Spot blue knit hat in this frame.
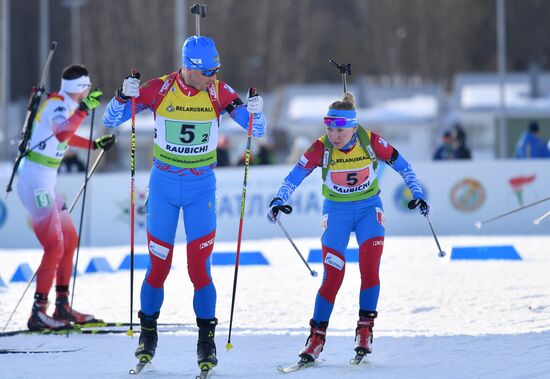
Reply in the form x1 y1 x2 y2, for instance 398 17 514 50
182 36 221 70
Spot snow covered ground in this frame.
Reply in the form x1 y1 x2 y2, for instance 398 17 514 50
1 235 550 378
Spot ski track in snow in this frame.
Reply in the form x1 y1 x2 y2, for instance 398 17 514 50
1 235 550 378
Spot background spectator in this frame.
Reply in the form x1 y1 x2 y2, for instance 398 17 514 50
433 130 454 160
452 124 472 159
514 121 549 158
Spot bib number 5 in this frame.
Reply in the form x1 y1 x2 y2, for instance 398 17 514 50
346 172 358 186
179 124 195 143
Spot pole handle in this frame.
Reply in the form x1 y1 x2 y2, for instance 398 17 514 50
190 3 207 36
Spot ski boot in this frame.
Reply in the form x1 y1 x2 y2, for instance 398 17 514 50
135 311 159 362
299 319 328 363
27 293 68 331
197 318 218 371
53 287 101 324
354 310 377 356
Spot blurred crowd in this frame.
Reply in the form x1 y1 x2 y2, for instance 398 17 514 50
432 124 472 160
433 121 550 161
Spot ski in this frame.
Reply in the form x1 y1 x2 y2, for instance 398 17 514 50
0 322 192 337
195 368 213 379
349 352 367 365
195 362 215 379
0 326 73 337
129 357 151 375
0 347 82 354
277 358 314 373
0 343 44 353
78 321 191 328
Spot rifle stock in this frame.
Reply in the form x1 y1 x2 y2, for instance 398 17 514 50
5 42 57 196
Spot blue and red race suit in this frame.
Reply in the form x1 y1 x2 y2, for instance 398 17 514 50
274 130 425 323
103 70 266 319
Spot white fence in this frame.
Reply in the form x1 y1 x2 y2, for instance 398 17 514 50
0 160 549 249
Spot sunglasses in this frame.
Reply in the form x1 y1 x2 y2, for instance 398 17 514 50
323 116 356 127
201 67 220 77
185 58 220 77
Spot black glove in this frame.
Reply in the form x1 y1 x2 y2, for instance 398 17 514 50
78 89 103 113
266 197 293 224
408 198 430 217
93 134 116 151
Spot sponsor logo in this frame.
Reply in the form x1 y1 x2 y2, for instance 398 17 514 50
53 106 66 113
149 241 170 260
199 237 215 250
366 145 376 160
166 144 208 154
207 83 218 102
174 106 213 112
372 239 384 246
189 58 203 65
331 181 371 193
321 213 328 232
378 137 388 148
223 83 235 94
159 79 172 95
508 175 536 206
166 103 175 112
375 207 385 227
299 155 308 167
325 252 344 270
333 156 367 164
0 199 7 229
450 178 485 212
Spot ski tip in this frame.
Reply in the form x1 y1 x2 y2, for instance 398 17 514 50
225 342 233 352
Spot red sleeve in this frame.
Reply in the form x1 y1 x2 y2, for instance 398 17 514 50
135 77 165 109
299 140 324 169
68 134 93 149
370 132 395 161
217 81 240 109
52 109 87 142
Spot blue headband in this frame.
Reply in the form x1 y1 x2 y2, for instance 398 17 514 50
326 108 358 128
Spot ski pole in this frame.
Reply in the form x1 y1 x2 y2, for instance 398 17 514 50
66 106 98 336
276 219 318 277
127 71 140 337
67 149 106 213
6 41 57 197
329 59 351 94
190 3 206 36
426 215 446 258
533 209 550 225
226 88 257 352
475 195 550 229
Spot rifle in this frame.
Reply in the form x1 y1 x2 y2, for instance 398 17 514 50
5 41 57 197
